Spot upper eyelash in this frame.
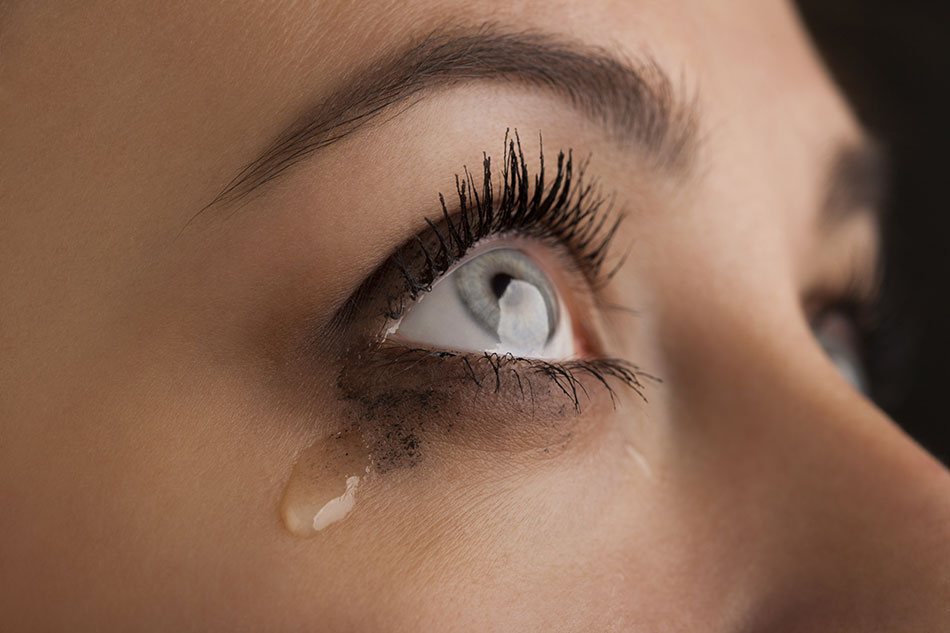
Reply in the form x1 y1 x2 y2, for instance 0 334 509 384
389 130 624 311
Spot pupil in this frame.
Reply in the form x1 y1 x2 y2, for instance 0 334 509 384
491 273 513 299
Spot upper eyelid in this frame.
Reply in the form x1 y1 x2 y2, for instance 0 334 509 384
322 134 627 344
394 133 624 297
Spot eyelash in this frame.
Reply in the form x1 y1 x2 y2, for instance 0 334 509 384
356 342 654 414
342 131 654 414
387 130 623 319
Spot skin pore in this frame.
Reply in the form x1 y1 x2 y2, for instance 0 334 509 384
1 0 948 631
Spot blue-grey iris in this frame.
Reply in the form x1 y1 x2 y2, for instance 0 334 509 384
453 248 559 350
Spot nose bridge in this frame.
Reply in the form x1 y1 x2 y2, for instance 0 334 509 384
662 314 950 626
737 352 950 626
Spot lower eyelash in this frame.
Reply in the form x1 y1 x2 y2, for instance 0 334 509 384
359 344 658 414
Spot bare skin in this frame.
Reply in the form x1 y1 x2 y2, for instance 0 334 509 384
1 1 948 631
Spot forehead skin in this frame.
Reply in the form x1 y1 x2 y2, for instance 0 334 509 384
0 0 853 233
3 1 947 631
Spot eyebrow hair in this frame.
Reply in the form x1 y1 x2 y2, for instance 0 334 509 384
821 141 889 226
206 26 699 210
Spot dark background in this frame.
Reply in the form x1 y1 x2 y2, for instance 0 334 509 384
797 1 949 463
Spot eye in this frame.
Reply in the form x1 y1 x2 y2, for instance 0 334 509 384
389 246 576 359
813 310 870 396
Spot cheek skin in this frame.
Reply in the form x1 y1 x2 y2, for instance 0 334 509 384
266 414 664 632
0 339 304 629
256 312 668 629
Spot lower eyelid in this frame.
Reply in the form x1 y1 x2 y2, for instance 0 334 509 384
334 343 653 468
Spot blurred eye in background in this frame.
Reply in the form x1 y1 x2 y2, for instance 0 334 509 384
797 0 950 461
813 310 870 396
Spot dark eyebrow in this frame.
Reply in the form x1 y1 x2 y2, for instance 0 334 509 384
821 141 889 226
206 26 698 210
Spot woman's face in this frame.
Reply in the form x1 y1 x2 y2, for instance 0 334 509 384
2 0 948 629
